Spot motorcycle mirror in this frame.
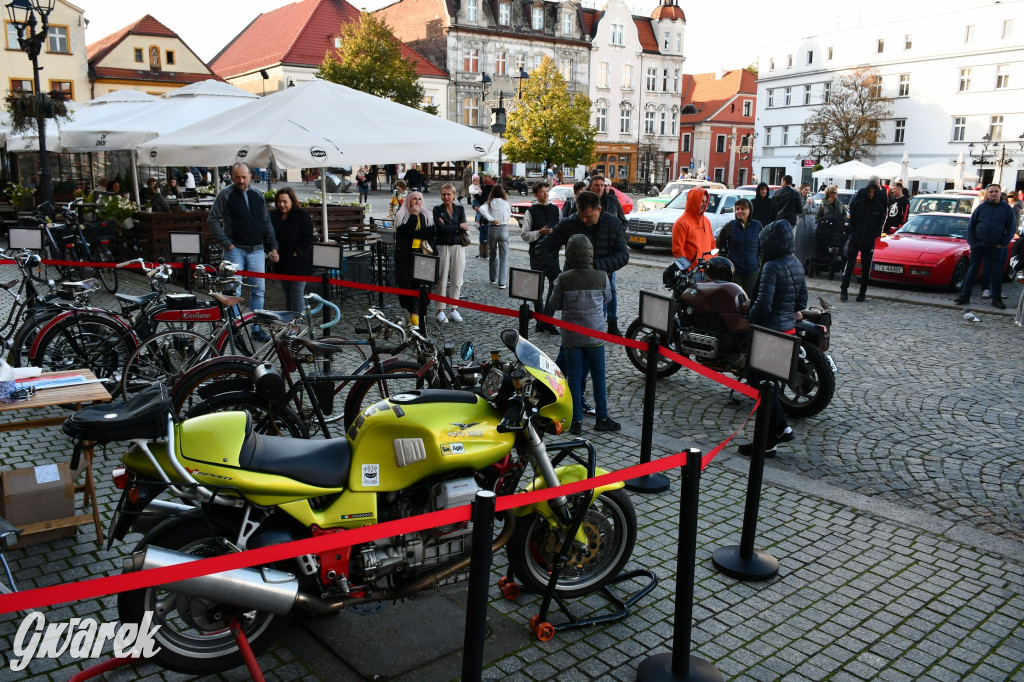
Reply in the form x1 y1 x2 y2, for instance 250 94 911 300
500 329 519 352
460 341 474 362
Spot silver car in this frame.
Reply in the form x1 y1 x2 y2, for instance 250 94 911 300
624 189 756 250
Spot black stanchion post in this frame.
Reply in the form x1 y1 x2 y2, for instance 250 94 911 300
518 301 531 340
626 334 670 493
711 380 780 580
321 271 330 305
418 284 430 326
182 256 192 293
637 449 722 682
461 490 497 682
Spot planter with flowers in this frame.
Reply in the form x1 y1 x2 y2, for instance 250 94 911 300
100 195 137 229
4 183 35 210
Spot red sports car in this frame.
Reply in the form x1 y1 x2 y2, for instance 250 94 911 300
853 212 1016 290
510 184 633 225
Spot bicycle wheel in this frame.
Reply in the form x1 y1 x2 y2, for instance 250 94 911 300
30 312 136 383
42 240 70 281
8 307 63 367
121 331 219 400
92 244 119 294
342 359 426 432
220 314 277 361
183 390 309 438
169 356 261 417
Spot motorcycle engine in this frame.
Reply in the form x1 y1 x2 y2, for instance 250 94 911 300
356 477 481 583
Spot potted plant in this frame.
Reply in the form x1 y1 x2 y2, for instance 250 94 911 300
4 183 35 210
100 194 137 229
73 188 98 221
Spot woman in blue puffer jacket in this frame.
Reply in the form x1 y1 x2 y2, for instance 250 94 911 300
715 197 761 298
739 219 808 457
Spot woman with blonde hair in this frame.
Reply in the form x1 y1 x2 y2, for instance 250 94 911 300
478 184 511 288
432 182 469 322
393 191 436 326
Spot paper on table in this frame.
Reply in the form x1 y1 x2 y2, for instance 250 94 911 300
35 463 60 485
11 367 41 380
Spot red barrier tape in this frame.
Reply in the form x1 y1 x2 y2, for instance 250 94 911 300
0 257 764 615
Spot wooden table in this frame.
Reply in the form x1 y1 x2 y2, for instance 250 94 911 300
0 370 111 545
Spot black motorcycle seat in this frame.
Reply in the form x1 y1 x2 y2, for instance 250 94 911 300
238 431 350 489
116 291 160 307
63 383 169 443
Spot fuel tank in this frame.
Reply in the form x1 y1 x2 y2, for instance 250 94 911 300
680 281 750 335
347 389 515 492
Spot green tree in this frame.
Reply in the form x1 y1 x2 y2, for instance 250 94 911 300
502 57 595 168
799 67 894 165
316 12 434 113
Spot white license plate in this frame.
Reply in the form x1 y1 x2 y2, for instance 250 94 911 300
873 263 903 274
826 353 838 373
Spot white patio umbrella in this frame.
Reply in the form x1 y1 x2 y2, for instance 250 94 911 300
137 79 504 239
871 161 903 180
810 159 877 181
910 162 958 181
954 152 966 189
900 152 911 186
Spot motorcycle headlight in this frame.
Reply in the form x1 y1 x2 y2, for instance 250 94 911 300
481 368 512 402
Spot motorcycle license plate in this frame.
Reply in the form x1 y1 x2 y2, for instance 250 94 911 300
629 235 646 244
825 352 838 373
872 262 903 274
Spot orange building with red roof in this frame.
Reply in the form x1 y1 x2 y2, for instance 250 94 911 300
677 69 757 187
210 0 449 117
86 15 221 98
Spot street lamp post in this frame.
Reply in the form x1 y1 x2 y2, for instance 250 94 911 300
491 91 506 181
6 0 57 204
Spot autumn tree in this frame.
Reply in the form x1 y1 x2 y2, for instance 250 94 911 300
799 67 893 165
502 57 596 169
316 12 434 114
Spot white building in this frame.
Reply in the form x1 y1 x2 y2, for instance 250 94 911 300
754 0 1024 193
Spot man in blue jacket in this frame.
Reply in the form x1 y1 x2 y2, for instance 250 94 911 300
954 184 1016 309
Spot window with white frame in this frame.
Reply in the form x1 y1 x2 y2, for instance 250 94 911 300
715 135 726 153
672 69 679 93
562 12 572 34
682 133 690 152
610 23 623 45
621 64 632 89
899 74 910 97
807 50 813 65
660 111 667 135
870 76 882 98
46 25 68 53
990 115 1003 140
996 65 1009 89
894 119 906 143
560 58 572 81
965 25 975 42
5 22 20 50
675 33 681 51
463 97 479 126
952 117 966 141
499 2 511 25
645 110 655 135
1003 19 1014 38
495 52 507 76
765 127 772 146
782 126 789 145
533 54 543 70
769 58 775 71
531 6 543 30
671 110 678 136
767 89 774 107
959 68 971 92
823 81 831 103
662 68 669 92
9 78 32 92
784 87 791 106
803 84 811 105
663 33 669 50
620 106 631 134
463 49 479 72
877 38 884 53
467 0 478 21
597 62 608 88
646 67 657 91
787 54 792 68
515 53 525 71
904 34 912 49
596 107 607 133
743 100 751 117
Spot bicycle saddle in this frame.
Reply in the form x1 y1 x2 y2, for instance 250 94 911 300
253 310 301 326
115 291 160 307
289 336 350 358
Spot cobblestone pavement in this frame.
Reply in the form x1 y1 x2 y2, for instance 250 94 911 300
0 190 1022 681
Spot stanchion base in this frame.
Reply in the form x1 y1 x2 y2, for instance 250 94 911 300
711 544 779 581
625 473 670 493
636 652 723 682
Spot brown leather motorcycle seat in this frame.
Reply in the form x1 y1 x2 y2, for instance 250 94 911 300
238 430 351 489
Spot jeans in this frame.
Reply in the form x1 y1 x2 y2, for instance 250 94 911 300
225 246 267 316
564 345 607 422
961 245 1002 300
606 271 618 322
435 243 466 310
488 223 509 286
280 279 306 313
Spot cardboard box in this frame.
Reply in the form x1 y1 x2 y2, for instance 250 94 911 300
0 460 80 546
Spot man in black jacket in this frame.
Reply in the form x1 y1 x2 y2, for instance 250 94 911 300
521 181 562 333
954 184 1017 308
771 175 803 226
883 183 910 235
840 176 887 302
582 176 626 334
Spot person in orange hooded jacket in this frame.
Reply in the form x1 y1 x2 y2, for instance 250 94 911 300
671 187 715 263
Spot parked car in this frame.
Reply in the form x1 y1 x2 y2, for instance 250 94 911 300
737 184 781 197
852 212 1017 289
624 189 755 250
635 180 727 212
811 189 857 207
908 193 975 216
510 184 633 225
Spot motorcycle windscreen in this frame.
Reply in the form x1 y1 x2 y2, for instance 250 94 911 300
502 329 572 430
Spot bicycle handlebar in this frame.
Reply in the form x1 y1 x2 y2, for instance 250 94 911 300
304 293 341 330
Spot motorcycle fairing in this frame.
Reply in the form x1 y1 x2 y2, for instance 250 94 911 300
507 332 572 430
515 464 624 542
278 489 379 529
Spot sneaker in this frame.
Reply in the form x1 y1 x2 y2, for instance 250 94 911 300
953 295 970 305
992 298 1007 309
251 328 271 343
981 289 991 299
738 442 777 458
840 291 848 302
582 400 596 416
777 426 794 443
569 420 582 435
498 284 507 289
595 417 621 432
490 280 497 284
437 311 448 324
606 319 622 336
449 309 463 323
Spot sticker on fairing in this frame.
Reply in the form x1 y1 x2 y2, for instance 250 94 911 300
441 443 466 455
537 354 559 376
361 464 380 487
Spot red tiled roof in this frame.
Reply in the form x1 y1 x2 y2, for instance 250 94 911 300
86 15 178 64
211 0 446 79
633 16 658 54
91 67 223 85
679 70 757 124
579 8 602 38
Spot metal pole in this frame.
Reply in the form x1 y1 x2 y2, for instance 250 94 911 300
626 334 670 493
461 490 496 682
518 301 531 340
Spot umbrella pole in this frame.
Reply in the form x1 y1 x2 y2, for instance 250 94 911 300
321 166 328 242
131 150 141 206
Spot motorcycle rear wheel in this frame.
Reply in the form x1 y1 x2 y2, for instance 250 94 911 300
117 519 290 675
779 344 835 419
507 488 637 599
624 318 682 378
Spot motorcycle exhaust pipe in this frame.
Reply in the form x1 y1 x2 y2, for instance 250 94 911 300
123 546 299 616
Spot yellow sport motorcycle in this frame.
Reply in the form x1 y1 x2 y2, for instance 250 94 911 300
66 329 637 674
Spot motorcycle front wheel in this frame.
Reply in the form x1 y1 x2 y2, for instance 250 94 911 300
507 488 637 599
779 343 835 419
117 519 290 675
624 319 682 378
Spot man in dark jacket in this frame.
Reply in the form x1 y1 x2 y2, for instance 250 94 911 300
739 219 807 457
840 177 887 302
581 176 626 334
521 181 562 333
751 182 774 227
883 183 910 235
536 192 629 326
954 184 1017 308
771 175 802 226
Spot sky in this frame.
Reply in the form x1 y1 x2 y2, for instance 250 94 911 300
75 0 996 75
